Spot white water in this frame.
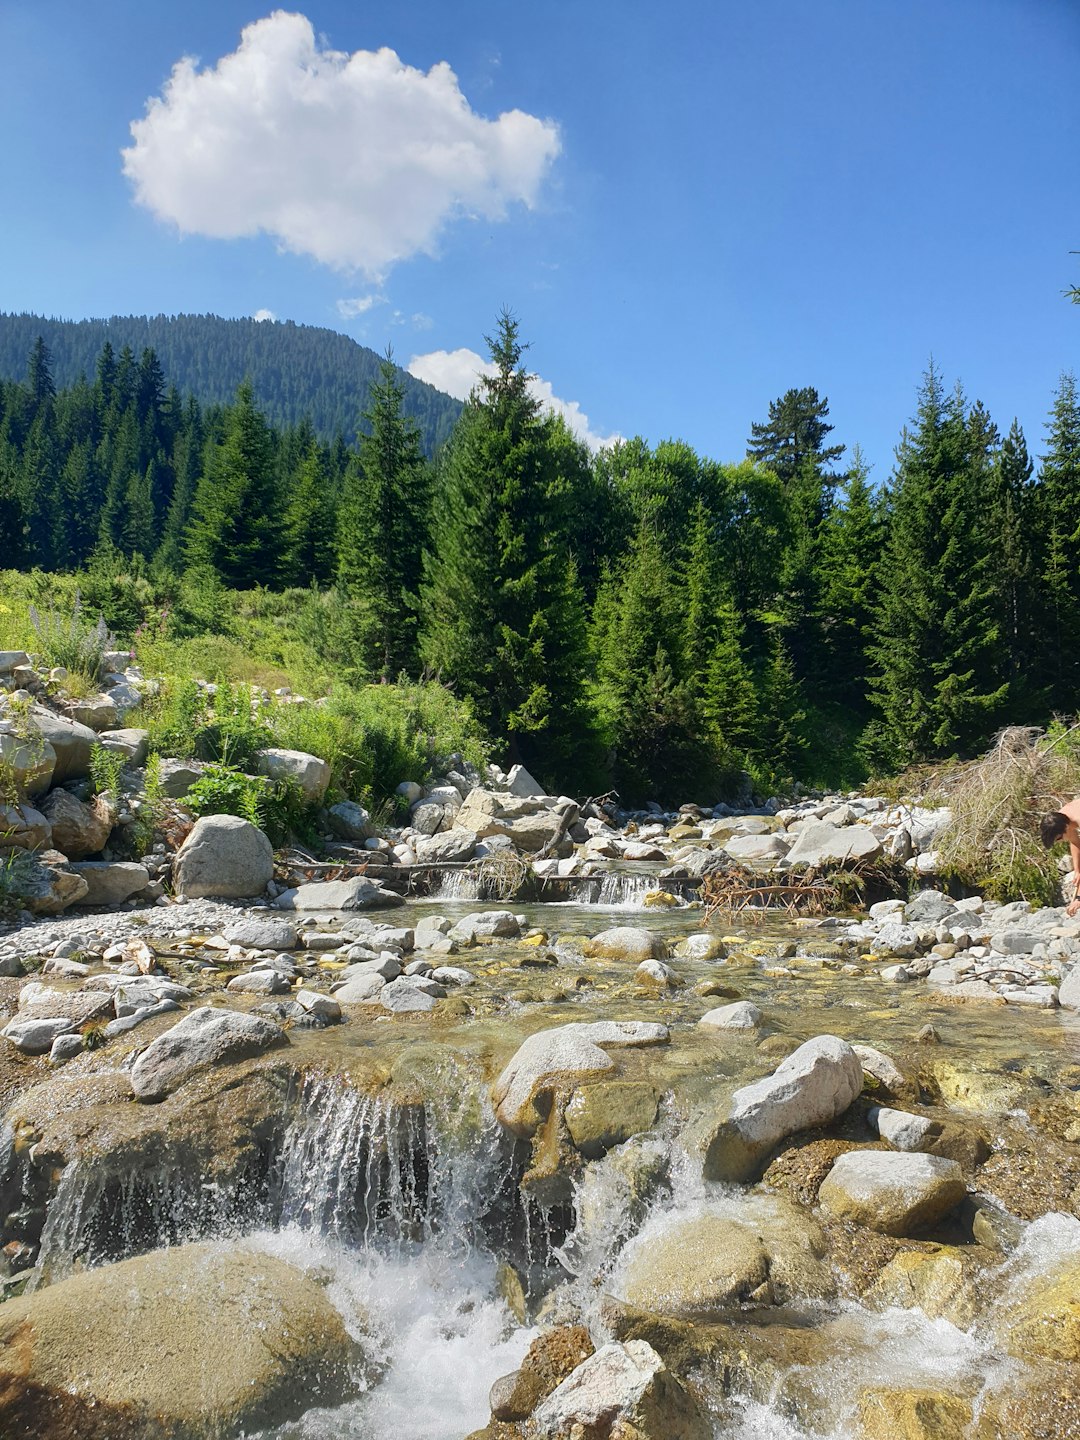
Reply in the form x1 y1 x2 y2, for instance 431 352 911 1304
246 1228 536 1440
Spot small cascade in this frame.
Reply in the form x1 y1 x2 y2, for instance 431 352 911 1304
272 1066 558 1268
425 867 484 902
33 1145 268 1287
578 869 670 909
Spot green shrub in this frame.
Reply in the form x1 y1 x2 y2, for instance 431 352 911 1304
186 763 267 829
88 744 125 802
29 592 116 681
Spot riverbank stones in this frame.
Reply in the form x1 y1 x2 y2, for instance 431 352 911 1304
818 1151 966 1236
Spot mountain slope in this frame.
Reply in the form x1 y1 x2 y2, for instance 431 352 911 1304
0 312 461 455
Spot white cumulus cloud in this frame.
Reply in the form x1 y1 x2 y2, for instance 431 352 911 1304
121 10 561 278
337 294 383 318
408 348 620 453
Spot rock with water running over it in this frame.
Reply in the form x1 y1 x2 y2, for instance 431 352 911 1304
564 1081 660 1158
699 1000 763 1030
489 1324 595 1422
530 1339 711 1440
582 927 669 963
994 1251 1080 1361
174 815 274 898
130 1006 288 1101
273 876 403 911
493 1020 668 1136
697 1034 864 1183
0 1240 368 1440
818 1150 967 1236
856 1387 973 1440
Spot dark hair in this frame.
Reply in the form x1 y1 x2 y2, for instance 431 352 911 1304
1040 811 1069 848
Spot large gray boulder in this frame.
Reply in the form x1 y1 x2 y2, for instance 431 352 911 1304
29 705 97 783
69 860 149 906
784 820 883 867
0 729 56 798
1057 960 1080 1011
818 1151 967 1236
11 850 89 914
158 758 204 798
65 693 119 730
414 828 477 863
531 1340 710 1440
130 1006 287 1101
254 747 331 804
0 1241 366 1440
0 802 50 851
222 916 298 951
410 784 463 835
582 927 668 963
699 1034 864 1182
326 800 375 842
40 789 112 858
99 727 150 765
492 1020 668 1136
273 876 403 911
2 1016 76 1055
174 814 274 898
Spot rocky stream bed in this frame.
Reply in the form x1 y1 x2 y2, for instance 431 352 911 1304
0 869 1079 1440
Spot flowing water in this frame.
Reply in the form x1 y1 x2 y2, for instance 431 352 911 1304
8 888 1080 1438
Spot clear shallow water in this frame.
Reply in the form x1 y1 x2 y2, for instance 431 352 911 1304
16 889 1080 1438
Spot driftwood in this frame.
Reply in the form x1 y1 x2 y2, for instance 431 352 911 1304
701 856 906 922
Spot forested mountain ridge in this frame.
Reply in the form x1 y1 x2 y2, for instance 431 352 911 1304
0 312 461 455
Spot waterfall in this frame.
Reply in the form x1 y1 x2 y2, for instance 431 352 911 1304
425 867 484 902
577 870 673 909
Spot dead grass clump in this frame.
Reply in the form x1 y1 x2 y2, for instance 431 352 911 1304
935 724 1080 904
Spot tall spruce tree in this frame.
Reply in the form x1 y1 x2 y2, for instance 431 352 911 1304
1034 373 1080 711
868 366 1006 764
420 312 594 784
818 445 882 708
185 381 281 587
336 353 429 679
987 419 1036 696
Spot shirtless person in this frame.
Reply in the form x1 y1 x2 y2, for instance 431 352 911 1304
1040 797 1080 916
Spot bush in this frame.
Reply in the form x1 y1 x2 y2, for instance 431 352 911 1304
933 724 1080 904
185 762 316 847
29 593 115 682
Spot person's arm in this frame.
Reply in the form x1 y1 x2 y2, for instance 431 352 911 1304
1068 838 1080 915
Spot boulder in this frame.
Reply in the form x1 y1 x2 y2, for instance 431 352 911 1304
865 1249 978 1328
377 976 444 1012
699 1000 763 1030
29 705 97 783
11 850 89 914
98 728 150 764
675 934 728 962
0 1240 365 1440
227 970 291 996
564 1081 660 1158
531 1340 711 1440
506 763 545 797
724 833 791 862
158 758 204 798
852 1043 909 1097
326 800 375 842
0 729 56 798
0 802 50 851
18 981 112 1024
254 747 331 804
295 989 342 1022
617 1202 832 1317
818 1151 966 1236
332 971 387 1003
508 811 567 853
414 828 478 863
1058 960 1080 1012
273 876 403 910
410 785 463 835
869 1106 939 1152
40 789 112 858
130 1006 288 1101
856 1388 972 1440
450 910 521 942
174 814 274 898
582 927 668 963
0 650 30 674
222 917 298 950
66 693 118 730
488 1325 595 1423
69 860 150 906
784 820 883 867
699 1034 864 1182
2 1016 76 1055
493 1021 668 1136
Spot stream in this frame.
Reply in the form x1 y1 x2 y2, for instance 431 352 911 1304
4 882 1080 1438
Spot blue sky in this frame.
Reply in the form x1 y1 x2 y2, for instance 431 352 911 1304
1 0 1077 471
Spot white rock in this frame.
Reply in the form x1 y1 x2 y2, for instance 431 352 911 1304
532 1340 709 1440
699 1001 763 1030
869 1105 938 1151
130 1006 287 1101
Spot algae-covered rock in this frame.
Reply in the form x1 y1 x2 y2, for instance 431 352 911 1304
928 1060 1029 1114
818 1151 966 1236
564 1080 660 1158
863 1247 979 1327
856 1387 972 1440
582 927 669 963
0 1240 367 1440
995 1254 1080 1361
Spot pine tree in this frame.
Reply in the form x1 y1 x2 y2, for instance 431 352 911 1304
818 446 883 708
988 419 1035 696
420 313 594 784
336 353 430 678
1033 373 1080 711
282 437 335 588
185 381 281 587
868 366 1007 764
747 386 845 487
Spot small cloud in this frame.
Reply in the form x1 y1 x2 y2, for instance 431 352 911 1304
337 294 383 319
408 347 620 452
122 11 561 278
411 313 434 331
252 308 276 322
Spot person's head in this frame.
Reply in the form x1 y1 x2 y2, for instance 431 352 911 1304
1040 811 1070 848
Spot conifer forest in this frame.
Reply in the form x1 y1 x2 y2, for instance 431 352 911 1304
2 311 1078 802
